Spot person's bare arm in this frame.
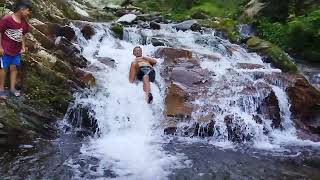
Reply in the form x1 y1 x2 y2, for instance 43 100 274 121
142 56 157 66
129 61 138 83
0 34 3 55
21 35 27 53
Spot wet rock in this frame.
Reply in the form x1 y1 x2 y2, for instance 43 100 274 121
190 23 202 32
96 57 117 68
287 76 320 134
74 68 96 87
191 11 208 19
55 37 88 68
150 38 166 47
66 104 99 137
0 123 4 129
257 91 281 128
116 13 137 24
236 63 265 69
111 23 124 39
150 21 161 30
81 24 95 40
137 20 150 29
194 120 215 137
58 26 76 41
224 115 253 143
170 68 204 87
30 25 55 49
172 20 198 31
165 83 193 117
164 126 177 135
154 48 192 62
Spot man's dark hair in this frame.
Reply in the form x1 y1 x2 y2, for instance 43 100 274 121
133 46 141 51
13 1 32 13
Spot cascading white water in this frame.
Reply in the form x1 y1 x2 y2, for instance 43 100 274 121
65 21 320 179
66 23 187 179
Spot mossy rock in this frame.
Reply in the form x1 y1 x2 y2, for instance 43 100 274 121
246 36 298 73
111 23 124 39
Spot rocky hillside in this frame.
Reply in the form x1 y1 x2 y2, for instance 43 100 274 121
0 0 102 146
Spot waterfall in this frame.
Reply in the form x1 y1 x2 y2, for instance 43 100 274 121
63 22 320 179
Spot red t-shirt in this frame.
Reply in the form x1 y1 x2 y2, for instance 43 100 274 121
0 15 29 56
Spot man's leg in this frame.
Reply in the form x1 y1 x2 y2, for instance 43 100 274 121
129 62 138 83
143 75 153 103
142 75 150 93
9 64 17 92
0 68 6 91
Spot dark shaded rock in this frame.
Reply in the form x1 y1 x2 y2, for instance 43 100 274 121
257 91 281 128
150 38 166 47
191 11 208 19
224 115 253 143
137 20 150 29
164 126 177 135
81 24 95 40
287 76 320 134
57 26 76 41
66 104 99 137
165 83 193 117
190 23 202 32
150 21 161 30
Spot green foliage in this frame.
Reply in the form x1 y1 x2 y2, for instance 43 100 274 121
258 9 320 62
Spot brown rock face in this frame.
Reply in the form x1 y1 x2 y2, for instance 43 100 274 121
75 68 96 87
287 76 320 134
165 83 193 117
154 48 192 61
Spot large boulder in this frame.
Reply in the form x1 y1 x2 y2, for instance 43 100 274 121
257 91 281 128
246 36 298 73
116 13 137 24
154 47 192 61
165 83 193 117
287 75 320 134
172 20 198 31
81 24 95 40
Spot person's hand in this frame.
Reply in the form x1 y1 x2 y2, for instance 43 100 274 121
20 47 27 54
0 48 4 55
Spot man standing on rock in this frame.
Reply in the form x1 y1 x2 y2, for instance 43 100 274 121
0 1 30 98
129 46 157 104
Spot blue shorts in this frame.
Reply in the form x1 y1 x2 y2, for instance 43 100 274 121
0 54 21 69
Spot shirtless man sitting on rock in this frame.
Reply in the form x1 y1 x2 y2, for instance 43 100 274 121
129 46 157 104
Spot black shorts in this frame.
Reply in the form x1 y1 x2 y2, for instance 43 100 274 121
137 66 155 82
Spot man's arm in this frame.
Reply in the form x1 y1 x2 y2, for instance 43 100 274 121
0 34 3 55
129 61 138 83
21 35 27 53
142 56 157 66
